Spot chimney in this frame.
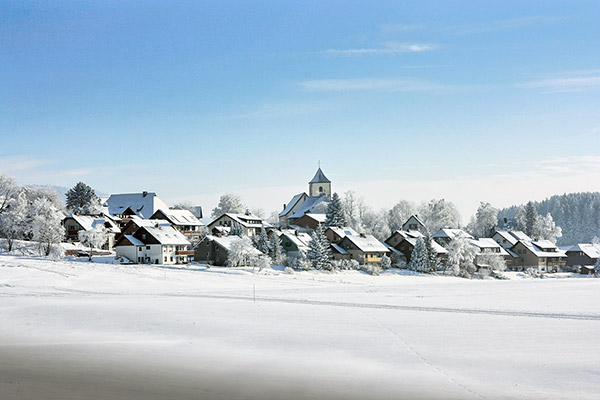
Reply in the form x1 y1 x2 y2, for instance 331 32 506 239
142 191 148 197
283 204 286 211
245 209 251 216
360 233 366 238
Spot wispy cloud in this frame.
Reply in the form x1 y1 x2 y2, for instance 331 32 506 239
441 15 565 35
517 70 600 93
300 78 455 92
323 41 436 57
0 155 49 172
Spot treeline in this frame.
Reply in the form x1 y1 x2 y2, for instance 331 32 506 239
498 192 600 245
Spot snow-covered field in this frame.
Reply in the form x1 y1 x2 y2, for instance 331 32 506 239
1 254 599 399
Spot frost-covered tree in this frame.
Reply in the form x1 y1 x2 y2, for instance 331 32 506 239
325 192 346 227
65 182 100 214
269 233 284 265
467 202 498 238
307 224 332 270
388 200 417 232
514 205 527 232
0 191 29 252
31 198 65 257
227 236 255 267
291 251 312 270
251 254 272 271
477 253 506 272
78 226 109 261
379 254 392 269
446 235 477 277
229 221 244 237
525 201 540 239
536 213 562 243
0 174 18 215
255 226 269 254
423 233 439 273
172 201 196 214
418 199 461 233
361 208 391 242
408 237 428 272
211 193 246 218
341 191 367 232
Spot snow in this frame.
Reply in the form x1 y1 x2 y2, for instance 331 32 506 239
1 254 600 399
105 192 169 219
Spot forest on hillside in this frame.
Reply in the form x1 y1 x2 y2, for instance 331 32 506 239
498 192 600 245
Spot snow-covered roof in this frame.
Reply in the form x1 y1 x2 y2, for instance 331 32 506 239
155 209 204 227
493 230 519 246
209 213 264 229
383 242 404 256
401 215 426 230
129 218 172 229
66 214 120 234
209 235 263 255
123 235 144 246
281 231 311 251
343 234 389 253
105 192 169 219
519 240 566 258
279 193 307 217
432 229 473 240
303 213 327 223
309 167 331 184
404 237 448 254
510 231 532 241
327 226 359 238
331 243 348 255
566 243 600 259
531 240 557 250
288 195 330 220
469 238 510 256
143 224 190 246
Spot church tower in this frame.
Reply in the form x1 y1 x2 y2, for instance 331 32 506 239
308 166 331 199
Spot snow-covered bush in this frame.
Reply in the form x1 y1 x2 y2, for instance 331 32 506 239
360 264 380 276
251 254 272 271
78 226 109 261
379 255 392 269
446 235 477 278
226 236 256 267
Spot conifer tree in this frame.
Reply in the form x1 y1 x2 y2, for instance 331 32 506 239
325 192 346 227
256 226 269 254
525 201 540 239
307 224 332 270
66 182 99 214
269 233 284 265
408 237 428 272
229 222 244 237
423 233 439 273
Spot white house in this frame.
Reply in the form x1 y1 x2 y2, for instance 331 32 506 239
115 223 192 265
208 212 264 237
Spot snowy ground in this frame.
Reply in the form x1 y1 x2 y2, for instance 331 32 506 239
1 254 600 399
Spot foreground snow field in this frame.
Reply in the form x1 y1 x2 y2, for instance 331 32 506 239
1 254 600 399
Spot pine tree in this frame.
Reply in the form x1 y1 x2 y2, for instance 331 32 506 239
229 222 244 237
379 254 392 269
65 182 99 215
408 237 428 272
423 233 439 273
256 226 269 254
269 232 284 265
525 201 540 239
307 224 332 270
325 192 346 227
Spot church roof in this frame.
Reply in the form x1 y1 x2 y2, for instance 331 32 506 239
309 167 331 184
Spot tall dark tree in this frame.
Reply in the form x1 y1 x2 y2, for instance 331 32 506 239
325 192 346 227
525 201 539 239
65 182 98 214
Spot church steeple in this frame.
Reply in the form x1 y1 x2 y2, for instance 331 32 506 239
308 165 331 198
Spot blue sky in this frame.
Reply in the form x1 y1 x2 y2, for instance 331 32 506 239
1 0 599 221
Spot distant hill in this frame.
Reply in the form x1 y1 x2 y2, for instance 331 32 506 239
498 192 600 245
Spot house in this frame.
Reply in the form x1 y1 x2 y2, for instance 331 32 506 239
384 230 423 248
62 214 121 249
511 240 567 272
565 243 600 269
293 213 327 231
104 191 170 220
279 230 312 257
337 233 389 264
394 236 448 264
115 217 171 242
194 235 262 266
432 229 473 247
208 212 264 237
469 238 514 269
279 167 332 226
115 223 192 265
492 230 532 250
150 209 205 240
401 215 427 233
325 226 359 244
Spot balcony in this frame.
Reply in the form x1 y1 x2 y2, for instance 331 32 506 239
176 250 195 256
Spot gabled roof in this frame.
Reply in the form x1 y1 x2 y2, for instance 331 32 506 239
105 192 169 219
403 237 448 254
143 224 190 246
280 231 311 251
66 214 121 234
302 213 327 223
288 195 330 220
532 240 557 250
401 215 426 230
493 230 519 246
152 209 204 227
327 226 359 238
331 243 348 255
519 240 566 258
279 193 307 217
566 243 600 258
309 167 331 184
510 231 532 241
469 238 510 256
209 213 263 228
342 234 389 253
433 228 473 240
208 235 263 255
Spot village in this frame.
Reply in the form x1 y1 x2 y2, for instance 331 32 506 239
45 167 599 277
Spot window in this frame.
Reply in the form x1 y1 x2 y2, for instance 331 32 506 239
142 234 146 240
146 246 150 250
319 186 323 192
164 257 167 262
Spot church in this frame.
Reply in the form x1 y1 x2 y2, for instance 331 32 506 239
279 167 332 227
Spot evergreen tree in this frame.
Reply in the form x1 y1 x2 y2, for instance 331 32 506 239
66 182 99 214
525 201 540 239
229 222 244 237
408 237 428 272
325 192 346 227
423 233 439 273
379 254 392 269
307 224 332 270
256 226 269 254
269 232 284 265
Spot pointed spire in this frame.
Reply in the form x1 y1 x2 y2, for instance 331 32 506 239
309 166 331 184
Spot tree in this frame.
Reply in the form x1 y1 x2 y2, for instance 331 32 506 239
467 202 499 238
525 201 540 239
269 233 285 265
408 237 428 272
536 213 562 243
325 192 346 227
423 233 439 273
172 201 196 214
0 174 18 215
388 200 416 232
307 224 332 270
78 226 109 261
418 199 461 233
361 208 391 242
211 193 245 218
66 182 100 214
255 226 269 254
229 221 244 237
0 190 28 252
379 254 392 269
515 205 527 232
446 235 477 277
477 253 506 272
341 191 366 232
31 198 64 257
227 236 255 267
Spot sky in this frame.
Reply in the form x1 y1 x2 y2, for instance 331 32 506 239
1 0 599 222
